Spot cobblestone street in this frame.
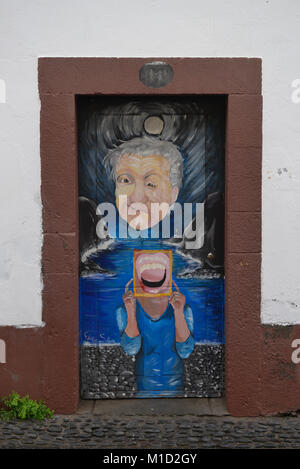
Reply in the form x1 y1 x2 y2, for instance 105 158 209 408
0 399 299 449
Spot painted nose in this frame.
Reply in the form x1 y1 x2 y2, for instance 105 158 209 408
129 181 147 204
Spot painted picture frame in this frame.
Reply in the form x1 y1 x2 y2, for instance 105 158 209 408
133 250 173 297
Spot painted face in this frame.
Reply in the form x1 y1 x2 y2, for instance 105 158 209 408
115 154 179 230
134 250 172 296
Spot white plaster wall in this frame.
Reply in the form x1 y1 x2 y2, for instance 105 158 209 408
0 0 299 326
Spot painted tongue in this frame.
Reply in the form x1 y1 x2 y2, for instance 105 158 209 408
141 268 166 283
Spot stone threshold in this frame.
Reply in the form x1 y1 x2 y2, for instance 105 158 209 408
77 397 229 417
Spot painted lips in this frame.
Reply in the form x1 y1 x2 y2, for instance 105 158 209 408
135 252 170 295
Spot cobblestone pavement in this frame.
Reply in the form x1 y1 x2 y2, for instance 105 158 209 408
0 399 299 449
1 415 300 449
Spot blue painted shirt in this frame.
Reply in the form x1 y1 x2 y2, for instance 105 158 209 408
116 302 195 397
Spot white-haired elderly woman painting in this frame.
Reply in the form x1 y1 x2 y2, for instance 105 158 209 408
103 136 183 231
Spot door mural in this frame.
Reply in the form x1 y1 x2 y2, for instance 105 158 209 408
78 96 225 399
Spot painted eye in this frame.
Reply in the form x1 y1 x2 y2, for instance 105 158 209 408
117 174 133 184
146 181 156 188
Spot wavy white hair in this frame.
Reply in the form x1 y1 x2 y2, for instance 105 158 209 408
103 136 183 189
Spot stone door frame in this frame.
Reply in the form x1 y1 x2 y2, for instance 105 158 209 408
39 58 262 415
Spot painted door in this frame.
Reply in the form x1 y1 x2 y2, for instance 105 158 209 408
78 96 225 398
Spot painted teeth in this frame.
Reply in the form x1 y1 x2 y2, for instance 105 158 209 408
136 255 168 267
140 263 165 274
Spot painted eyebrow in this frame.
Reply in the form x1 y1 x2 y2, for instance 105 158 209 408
116 173 134 181
144 172 160 179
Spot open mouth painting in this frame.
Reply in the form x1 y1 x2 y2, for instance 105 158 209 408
133 250 172 297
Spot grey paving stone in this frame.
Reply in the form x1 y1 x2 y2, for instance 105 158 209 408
93 397 214 416
0 414 300 449
208 397 229 415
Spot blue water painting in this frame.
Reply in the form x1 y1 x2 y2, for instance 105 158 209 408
79 238 224 346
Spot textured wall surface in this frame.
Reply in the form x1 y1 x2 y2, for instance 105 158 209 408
0 0 300 325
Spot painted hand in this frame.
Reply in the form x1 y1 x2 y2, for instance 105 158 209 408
170 281 185 313
123 278 136 315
